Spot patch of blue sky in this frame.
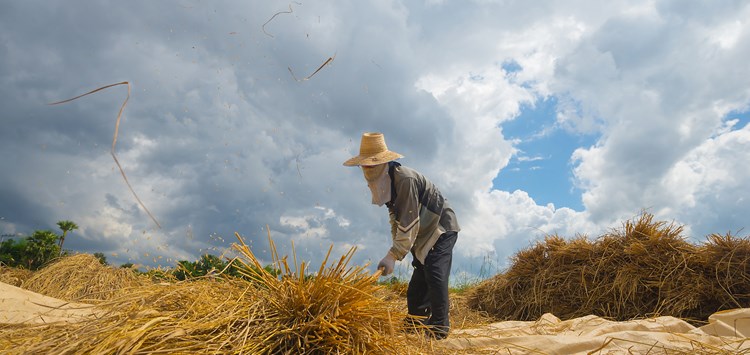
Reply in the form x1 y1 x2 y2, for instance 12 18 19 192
725 108 750 129
493 96 597 211
501 59 522 74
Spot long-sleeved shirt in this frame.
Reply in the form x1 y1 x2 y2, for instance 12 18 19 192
385 162 460 264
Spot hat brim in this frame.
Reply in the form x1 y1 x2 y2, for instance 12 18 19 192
343 151 403 166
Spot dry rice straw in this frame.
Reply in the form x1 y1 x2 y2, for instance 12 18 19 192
48 82 161 228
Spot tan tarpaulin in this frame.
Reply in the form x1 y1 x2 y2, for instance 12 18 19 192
442 310 750 354
0 282 96 324
2 281 749 353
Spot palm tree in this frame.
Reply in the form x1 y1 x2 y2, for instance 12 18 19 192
57 220 79 256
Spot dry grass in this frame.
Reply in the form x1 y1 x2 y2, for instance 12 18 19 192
0 265 33 287
449 293 493 330
22 253 150 302
0 232 430 354
226 231 421 353
696 232 750 314
467 211 750 325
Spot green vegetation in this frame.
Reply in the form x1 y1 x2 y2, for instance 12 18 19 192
172 253 280 281
93 252 108 265
1 220 90 271
1 229 61 270
56 220 79 256
0 237 27 267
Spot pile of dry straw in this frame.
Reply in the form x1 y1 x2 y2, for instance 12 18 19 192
0 232 428 354
23 253 150 302
0 265 33 287
467 212 750 324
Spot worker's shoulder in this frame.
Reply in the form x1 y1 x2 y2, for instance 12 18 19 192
394 164 415 176
393 164 427 182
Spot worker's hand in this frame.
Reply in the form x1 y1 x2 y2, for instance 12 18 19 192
377 252 396 276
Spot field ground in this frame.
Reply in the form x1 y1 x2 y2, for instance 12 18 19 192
2 281 749 354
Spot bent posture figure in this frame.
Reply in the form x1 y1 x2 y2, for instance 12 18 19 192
344 132 460 339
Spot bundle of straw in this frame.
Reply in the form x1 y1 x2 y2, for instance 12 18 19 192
0 232 425 354
227 232 417 353
466 212 748 324
596 213 702 319
697 233 750 313
23 253 149 302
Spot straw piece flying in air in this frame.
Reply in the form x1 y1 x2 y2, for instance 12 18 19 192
262 4 295 38
48 82 161 228
288 53 336 82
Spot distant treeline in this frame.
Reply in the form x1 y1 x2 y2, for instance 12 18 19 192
0 220 94 270
0 220 284 284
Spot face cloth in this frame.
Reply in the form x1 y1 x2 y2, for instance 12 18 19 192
362 164 391 206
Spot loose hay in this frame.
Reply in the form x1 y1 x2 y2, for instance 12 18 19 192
227 231 422 353
23 253 150 302
467 212 750 325
0 232 428 354
697 232 750 313
0 266 33 287
449 294 493 331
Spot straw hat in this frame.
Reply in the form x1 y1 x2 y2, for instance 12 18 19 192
343 132 403 166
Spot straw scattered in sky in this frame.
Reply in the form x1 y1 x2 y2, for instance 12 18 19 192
0 1 749 279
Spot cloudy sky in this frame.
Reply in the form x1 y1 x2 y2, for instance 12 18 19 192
1 1 749 281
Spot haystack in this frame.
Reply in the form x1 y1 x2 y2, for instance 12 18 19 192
0 266 33 287
23 253 150 302
467 212 750 324
696 233 750 313
0 233 427 354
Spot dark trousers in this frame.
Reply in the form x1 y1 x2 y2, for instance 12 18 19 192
407 231 458 338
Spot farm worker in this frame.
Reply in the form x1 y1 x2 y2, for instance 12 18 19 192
343 132 460 340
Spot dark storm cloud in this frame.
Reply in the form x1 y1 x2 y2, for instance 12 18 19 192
2 0 748 281
1 0 454 269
